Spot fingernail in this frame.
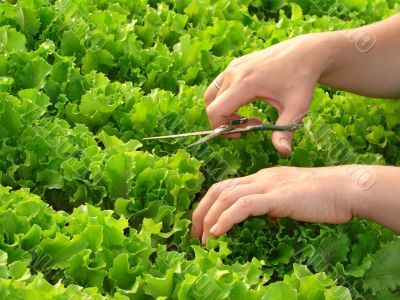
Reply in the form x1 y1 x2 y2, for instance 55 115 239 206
209 223 219 235
280 138 291 152
201 233 207 245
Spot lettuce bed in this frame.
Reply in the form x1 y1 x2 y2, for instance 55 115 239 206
0 0 399 299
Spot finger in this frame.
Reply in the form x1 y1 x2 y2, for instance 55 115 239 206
206 83 256 129
271 110 296 156
205 74 243 139
222 116 263 139
271 98 308 156
191 179 237 238
201 183 263 244
264 98 283 113
204 73 225 107
220 112 242 139
208 194 271 238
191 176 256 238
239 117 263 127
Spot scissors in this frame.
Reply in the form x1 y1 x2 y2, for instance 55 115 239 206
143 118 303 147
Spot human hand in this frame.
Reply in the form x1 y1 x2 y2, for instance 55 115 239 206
191 166 355 244
205 34 330 155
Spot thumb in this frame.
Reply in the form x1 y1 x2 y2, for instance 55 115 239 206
271 107 305 156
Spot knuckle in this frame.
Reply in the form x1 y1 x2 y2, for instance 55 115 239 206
238 197 252 209
208 182 221 195
226 178 241 190
204 89 213 104
237 71 251 82
203 215 214 228
273 166 297 178
205 104 215 116
221 178 239 193
192 209 201 222
228 58 239 68
217 190 232 203
257 168 269 176
257 168 276 180
219 210 229 223
221 178 235 189
234 70 253 85
224 68 235 80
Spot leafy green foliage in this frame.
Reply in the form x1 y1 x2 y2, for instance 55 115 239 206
0 187 350 299
0 0 399 299
364 240 400 294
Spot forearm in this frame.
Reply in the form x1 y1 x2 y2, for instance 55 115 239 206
312 14 400 98
349 165 400 232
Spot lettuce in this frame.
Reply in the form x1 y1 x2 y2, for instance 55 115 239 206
0 187 351 298
0 0 399 298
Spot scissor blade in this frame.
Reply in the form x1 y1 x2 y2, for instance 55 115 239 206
143 130 213 140
186 135 216 147
187 125 234 147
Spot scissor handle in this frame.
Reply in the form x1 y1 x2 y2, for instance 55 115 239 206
228 118 302 131
252 123 303 131
229 118 248 126
226 123 303 134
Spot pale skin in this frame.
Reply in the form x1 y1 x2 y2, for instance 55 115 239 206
191 14 400 244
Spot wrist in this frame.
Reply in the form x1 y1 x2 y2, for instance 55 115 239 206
346 165 400 232
296 32 345 83
311 166 356 223
313 165 369 222
338 165 378 220
300 31 360 84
